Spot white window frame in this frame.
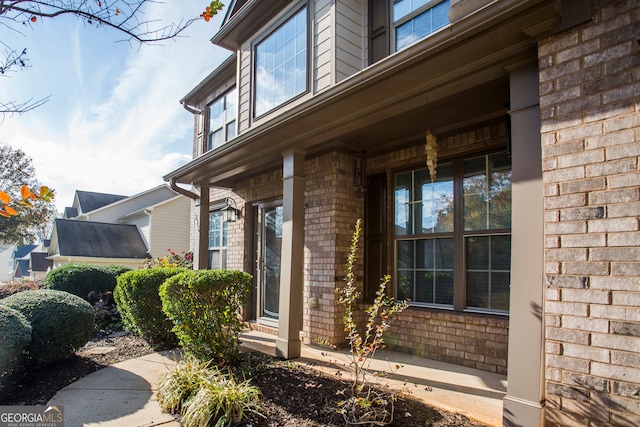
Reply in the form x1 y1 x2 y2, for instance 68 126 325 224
206 87 237 153
392 0 450 52
252 3 309 119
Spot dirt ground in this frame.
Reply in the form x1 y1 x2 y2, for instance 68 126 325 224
0 333 488 427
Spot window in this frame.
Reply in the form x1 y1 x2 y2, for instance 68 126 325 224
393 0 449 51
208 211 228 269
254 6 307 117
207 88 237 152
394 152 511 313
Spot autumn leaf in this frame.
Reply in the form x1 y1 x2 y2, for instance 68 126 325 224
5 206 18 216
30 16 37 23
20 184 31 200
0 191 10 204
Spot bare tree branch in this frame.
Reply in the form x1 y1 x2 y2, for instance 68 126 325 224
0 0 223 118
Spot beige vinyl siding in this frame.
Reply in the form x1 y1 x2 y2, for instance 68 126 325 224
86 187 178 223
238 45 252 134
314 0 334 92
335 0 365 82
147 197 191 258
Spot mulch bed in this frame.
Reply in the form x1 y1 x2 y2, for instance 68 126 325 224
0 333 488 427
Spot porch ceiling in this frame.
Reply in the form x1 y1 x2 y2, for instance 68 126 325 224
165 0 559 189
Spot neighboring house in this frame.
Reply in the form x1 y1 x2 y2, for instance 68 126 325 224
28 251 53 281
0 244 15 282
164 1 639 425
49 185 191 268
12 244 37 280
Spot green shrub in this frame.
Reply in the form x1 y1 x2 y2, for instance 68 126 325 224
113 268 184 348
100 265 132 279
160 270 251 364
44 263 119 301
1 289 94 365
0 305 31 375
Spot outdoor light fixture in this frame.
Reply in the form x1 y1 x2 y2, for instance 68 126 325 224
223 198 241 222
353 150 367 192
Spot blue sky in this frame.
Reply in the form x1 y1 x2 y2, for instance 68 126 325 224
0 1 231 212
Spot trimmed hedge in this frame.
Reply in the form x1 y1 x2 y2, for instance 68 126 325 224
113 268 185 348
0 305 31 375
160 270 251 364
44 263 128 301
1 289 94 365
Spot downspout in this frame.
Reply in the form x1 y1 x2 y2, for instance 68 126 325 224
169 178 200 201
181 101 202 115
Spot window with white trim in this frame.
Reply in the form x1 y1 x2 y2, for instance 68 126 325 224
207 87 237 152
393 0 450 51
208 211 228 269
254 6 307 117
395 152 512 313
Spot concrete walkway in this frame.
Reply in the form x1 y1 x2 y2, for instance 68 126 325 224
48 330 506 427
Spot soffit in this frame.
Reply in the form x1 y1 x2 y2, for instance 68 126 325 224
212 0 295 50
167 0 559 188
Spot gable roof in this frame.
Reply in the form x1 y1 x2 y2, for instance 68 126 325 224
53 219 149 259
64 207 79 218
14 244 37 259
75 191 128 213
30 252 53 272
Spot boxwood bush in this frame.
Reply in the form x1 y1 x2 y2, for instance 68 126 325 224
113 268 185 348
0 305 31 375
1 289 94 365
44 263 126 301
160 270 251 364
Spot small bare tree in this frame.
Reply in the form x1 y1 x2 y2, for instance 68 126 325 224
0 0 223 119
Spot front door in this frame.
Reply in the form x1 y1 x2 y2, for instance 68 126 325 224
257 203 282 326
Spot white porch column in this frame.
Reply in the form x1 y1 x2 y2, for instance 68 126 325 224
193 185 210 270
276 150 305 359
503 60 545 426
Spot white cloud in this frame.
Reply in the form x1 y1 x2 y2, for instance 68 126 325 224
0 1 230 214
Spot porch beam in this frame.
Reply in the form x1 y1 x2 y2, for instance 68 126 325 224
276 150 305 359
503 60 544 426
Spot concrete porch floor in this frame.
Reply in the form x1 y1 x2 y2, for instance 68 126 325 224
240 329 507 427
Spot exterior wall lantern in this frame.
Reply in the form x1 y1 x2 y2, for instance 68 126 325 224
353 150 367 192
223 198 240 222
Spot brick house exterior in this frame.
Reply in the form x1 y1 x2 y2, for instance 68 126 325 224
165 0 639 425
539 2 640 425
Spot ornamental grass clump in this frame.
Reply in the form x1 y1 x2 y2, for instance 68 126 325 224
157 356 263 427
336 219 409 426
181 369 262 427
157 356 212 414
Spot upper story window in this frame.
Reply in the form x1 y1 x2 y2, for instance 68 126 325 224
395 152 512 314
254 6 307 118
393 0 450 51
207 87 237 152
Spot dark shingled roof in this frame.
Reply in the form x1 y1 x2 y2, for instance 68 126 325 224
54 219 149 259
75 191 127 213
30 252 53 272
14 245 37 259
64 207 78 218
